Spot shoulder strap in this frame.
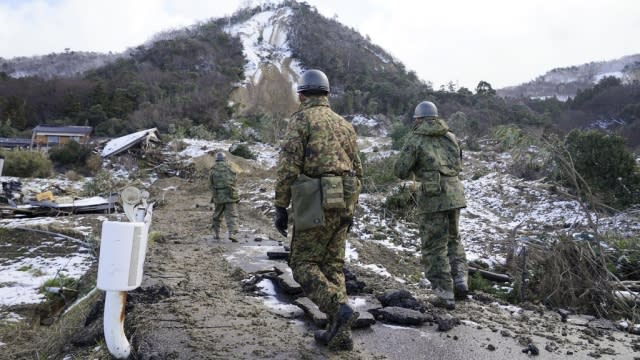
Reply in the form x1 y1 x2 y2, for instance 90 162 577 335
444 131 463 158
444 131 458 145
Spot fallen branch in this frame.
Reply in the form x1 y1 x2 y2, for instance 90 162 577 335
161 325 234 329
614 281 640 291
14 226 91 248
468 267 512 283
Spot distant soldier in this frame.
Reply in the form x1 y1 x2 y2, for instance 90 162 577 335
209 152 239 242
393 101 468 310
273 69 363 351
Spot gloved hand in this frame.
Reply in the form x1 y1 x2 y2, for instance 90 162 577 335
274 206 288 237
341 216 354 233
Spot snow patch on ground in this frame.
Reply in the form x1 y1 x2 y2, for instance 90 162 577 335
0 216 64 228
251 142 279 169
0 252 92 306
358 137 397 161
360 264 406 284
351 115 378 129
178 139 233 159
0 312 23 323
175 138 279 169
594 71 624 82
346 241 358 262
256 278 304 317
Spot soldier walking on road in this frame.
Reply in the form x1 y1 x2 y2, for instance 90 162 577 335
273 69 363 351
209 152 239 242
394 101 468 310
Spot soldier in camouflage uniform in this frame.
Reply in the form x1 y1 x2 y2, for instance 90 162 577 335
394 101 468 310
274 69 363 351
210 152 239 242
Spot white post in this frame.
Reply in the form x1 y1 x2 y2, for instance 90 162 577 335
97 187 153 359
103 291 130 358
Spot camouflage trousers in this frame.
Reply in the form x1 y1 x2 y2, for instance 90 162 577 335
419 209 467 293
289 210 349 316
212 201 239 236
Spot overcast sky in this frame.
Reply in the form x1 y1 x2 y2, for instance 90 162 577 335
1 0 638 89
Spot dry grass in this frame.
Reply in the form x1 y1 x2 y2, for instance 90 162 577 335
523 237 639 321
0 288 103 359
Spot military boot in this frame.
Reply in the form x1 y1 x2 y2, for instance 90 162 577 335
228 232 238 243
450 257 469 300
213 228 220 240
453 275 469 300
428 287 456 310
327 303 359 351
314 314 335 346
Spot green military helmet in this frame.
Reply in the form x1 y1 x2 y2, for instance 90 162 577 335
413 101 438 118
215 152 225 161
297 69 330 94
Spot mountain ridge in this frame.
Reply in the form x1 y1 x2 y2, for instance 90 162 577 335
1 51 123 79
497 54 640 100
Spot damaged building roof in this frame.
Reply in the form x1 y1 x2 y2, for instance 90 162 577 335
100 128 161 158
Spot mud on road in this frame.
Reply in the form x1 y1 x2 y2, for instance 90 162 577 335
127 176 351 360
123 173 640 360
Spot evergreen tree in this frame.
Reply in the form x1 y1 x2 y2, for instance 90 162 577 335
476 81 496 96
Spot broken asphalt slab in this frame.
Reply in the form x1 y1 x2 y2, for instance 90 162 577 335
215 233 638 359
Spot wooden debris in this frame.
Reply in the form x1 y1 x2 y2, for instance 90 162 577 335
468 267 512 283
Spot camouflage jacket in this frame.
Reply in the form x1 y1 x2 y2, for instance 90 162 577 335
394 118 466 213
274 96 363 208
209 161 239 204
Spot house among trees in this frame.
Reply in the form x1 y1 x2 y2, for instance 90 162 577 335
30 125 92 149
0 137 31 149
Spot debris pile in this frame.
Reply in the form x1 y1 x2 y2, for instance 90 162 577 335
0 179 118 218
253 249 461 332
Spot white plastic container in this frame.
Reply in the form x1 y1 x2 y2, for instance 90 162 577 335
97 221 148 291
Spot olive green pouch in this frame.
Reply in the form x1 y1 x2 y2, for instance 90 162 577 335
420 171 441 196
343 175 361 217
214 187 230 203
291 175 324 231
321 176 346 210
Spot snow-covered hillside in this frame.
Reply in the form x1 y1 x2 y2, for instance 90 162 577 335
2 51 123 79
498 54 640 100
